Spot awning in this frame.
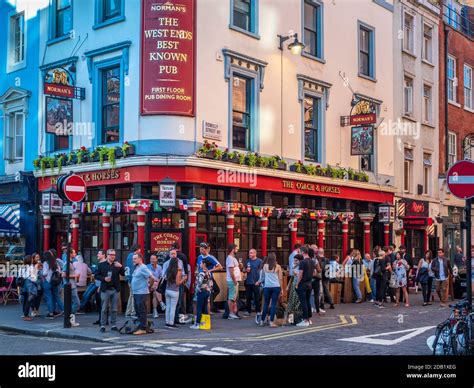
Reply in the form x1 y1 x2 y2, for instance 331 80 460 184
0 204 20 236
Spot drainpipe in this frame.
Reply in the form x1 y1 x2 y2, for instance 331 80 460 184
444 23 450 172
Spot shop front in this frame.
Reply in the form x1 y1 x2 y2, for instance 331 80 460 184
36 163 395 272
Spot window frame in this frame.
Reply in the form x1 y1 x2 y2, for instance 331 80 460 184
303 94 322 162
48 0 73 45
403 75 414 116
403 11 415 55
229 0 260 39
464 64 473 110
358 21 376 81
93 0 125 30
422 83 432 124
422 22 433 63
4 111 24 162
231 74 252 151
302 0 324 62
423 152 432 196
447 55 457 103
7 11 26 73
92 57 124 147
403 148 414 193
448 132 457 167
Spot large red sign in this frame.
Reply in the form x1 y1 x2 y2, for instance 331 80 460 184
44 83 74 98
350 113 376 126
151 232 182 253
447 159 474 199
140 0 195 116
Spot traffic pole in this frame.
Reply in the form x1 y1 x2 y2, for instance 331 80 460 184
465 198 472 308
64 213 72 328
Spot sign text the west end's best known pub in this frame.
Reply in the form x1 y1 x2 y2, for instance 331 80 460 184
141 0 195 116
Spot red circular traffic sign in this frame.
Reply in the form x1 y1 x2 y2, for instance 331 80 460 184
61 174 87 203
447 159 474 200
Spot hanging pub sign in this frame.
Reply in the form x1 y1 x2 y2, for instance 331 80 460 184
45 97 73 134
140 0 196 116
378 203 395 223
151 232 182 253
403 199 429 218
43 67 85 100
349 99 377 125
159 177 177 208
350 125 374 155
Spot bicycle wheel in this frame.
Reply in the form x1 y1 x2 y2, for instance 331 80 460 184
433 322 454 356
452 320 470 356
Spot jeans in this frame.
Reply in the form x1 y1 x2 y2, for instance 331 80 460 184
80 283 98 311
174 285 185 324
311 278 321 312
245 284 261 314
196 290 210 324
352 276 362 301
321 279 334 306
71 287 80 314
133 294 148 330
261 287 281 323
296 284 312 320
370 278 377 300
43 280 64 314
375 277 387 303
165 289 180 325
101 289 119 327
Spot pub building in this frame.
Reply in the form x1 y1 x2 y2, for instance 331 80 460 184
36 161 395 272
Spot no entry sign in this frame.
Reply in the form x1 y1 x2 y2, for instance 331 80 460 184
57 174 87 203
447 159 474 199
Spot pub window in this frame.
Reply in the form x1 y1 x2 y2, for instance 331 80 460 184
208 188 225 201
110 214 137 263
208 214 227 263
151 212 181 229
231 0 258 36
8 12 25 71
86 188 100 201
232 75 252 150
51 0 72 39
268 218 290 265
303 0 323 59
101 65 121 144
111 186 131 201
304 95 321 162
358 22 375 79
4 112 24 162
234 216 260 258
82 215 102 265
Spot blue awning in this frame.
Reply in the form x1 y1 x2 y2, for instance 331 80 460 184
0 204 20 236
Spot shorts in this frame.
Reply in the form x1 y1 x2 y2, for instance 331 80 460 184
227 281 238 301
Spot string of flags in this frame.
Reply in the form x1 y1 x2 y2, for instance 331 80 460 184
67 199 356 221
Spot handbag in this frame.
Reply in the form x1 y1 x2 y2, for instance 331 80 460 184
389 270 398 288
50 270 62 287
416 267 429 284
373 260 382 278
157 278 167 294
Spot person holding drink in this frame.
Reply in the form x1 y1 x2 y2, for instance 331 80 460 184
243 249 263 321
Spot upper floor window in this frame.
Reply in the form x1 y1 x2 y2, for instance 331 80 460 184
304 95 321 162
423 84 432 124
404 148 414 193
464 64 473 110
403 12 414 54
103 0 121 20
447 55 457 103
231 0 258 36
423 153 432 195
52 0 72 39
403 76 413 116
8 13 25 69
232 75 252 150
422 23 433 62
94 0 124 28
303 0 323 59
446 0 460 30
448 131 457 167
358 23 375 79
101 65 121 144
4 112 24 162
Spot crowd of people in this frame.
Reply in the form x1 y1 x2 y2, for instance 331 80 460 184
15 240 466 334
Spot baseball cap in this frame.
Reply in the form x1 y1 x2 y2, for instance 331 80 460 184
199 242 209 249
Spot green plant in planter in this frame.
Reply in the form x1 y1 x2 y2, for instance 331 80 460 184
121 142 131 157
107 147 117 167
67 151 74 164
246 152 258 167
237 152 246 165
97 147 109 166
56 154 66 174
305 164 317 176
292 161 304 173
33 158 41 170
214 148 224 160
268 156 278 169
326 164 334 177
346 167 356 181
257 155 269 168
76 146 88 164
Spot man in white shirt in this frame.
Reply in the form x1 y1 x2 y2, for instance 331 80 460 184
226 244 241 320
288 244 302 277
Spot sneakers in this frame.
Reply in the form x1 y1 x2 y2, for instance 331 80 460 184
165 323 178 329
369 299 375 303
133 329 147 335
45 313 55 320
255 313 262 325
311 308 317 313
153 310 159 319
296 320 310 327
126 314 138 320
243 312 251 317
111 326 118 331
160 302 167 311
269 322 278 328
319 309 326 315
228 313 240 320
190 323 201 330
355 299 363 304
71 322 80 327
53 311 63 317
100 327 106 333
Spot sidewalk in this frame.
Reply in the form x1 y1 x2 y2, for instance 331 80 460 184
0 292 449 345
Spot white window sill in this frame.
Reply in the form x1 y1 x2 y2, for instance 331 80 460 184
464 106 474 114
448 100 461 108
402 115 417 122
358 73 377 83
229 25 260 40
402 49 417 59
7 61 26 74
422 121 436 128
422 59 435 67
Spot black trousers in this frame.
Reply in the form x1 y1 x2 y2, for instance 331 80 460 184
376 277 387 303
245 284 261 314
22 292 33 317
421 277 434 303
211 281 220 312
321 279 334 306
311 278 321 313
296 285 312 320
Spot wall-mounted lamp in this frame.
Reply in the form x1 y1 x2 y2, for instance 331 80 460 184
278 33 305 55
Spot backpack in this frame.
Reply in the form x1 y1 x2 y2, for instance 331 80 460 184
50 270 62 287
119 319 154 335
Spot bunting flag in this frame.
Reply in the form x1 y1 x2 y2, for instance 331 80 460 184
92 202 99 213
247 205 253 215
179 199 188 210
153 201 163 212
277 208 284 218
253 206 261 217
115 201 121 213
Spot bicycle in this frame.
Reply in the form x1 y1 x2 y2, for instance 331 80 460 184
432 299 471 356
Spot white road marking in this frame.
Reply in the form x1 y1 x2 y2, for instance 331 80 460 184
91 345 126 350
43 350 79 355
103 347 143 353
338 326 436 346
65 352 94 355
166 346 193 352
210 347 244 354
426 335 436 351
181 343 206 348
197 350 229 356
